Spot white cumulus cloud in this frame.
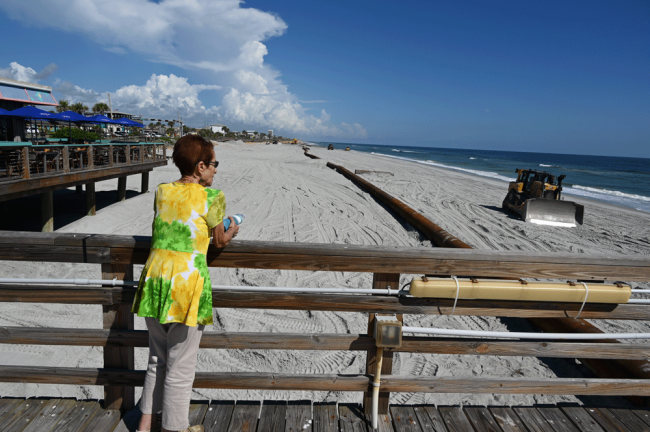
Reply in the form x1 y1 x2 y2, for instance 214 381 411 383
0 62 58 83
0 0 366 138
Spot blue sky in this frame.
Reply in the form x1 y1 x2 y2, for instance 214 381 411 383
0 0 648 157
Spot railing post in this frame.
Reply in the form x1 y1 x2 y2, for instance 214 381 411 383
364 273 401 416
62 146 70 173
102 263 135 411
87 145 94 169
126 145 131 165
140 144 144 163
22 147 30 180
109 145 114 166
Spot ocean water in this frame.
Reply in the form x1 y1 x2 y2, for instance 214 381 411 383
312 143 650 214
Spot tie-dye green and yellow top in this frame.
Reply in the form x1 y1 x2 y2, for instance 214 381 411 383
131 182 226 326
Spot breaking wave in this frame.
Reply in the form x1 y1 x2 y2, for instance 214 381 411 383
370 152 515 183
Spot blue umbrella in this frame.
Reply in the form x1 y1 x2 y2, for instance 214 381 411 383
51 110 89 122
50 110 92 143
114 117 143 127
4 105 58 120
4 106 59 140
87 114 113 124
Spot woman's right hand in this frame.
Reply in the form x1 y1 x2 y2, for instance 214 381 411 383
212 217 240 248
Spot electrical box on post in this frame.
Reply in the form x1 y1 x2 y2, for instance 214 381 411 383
374 314 402 348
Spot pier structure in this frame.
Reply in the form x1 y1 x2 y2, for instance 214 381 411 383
0 231 649 431
0 142 168 231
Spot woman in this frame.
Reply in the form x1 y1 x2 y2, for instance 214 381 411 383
133 135 239 432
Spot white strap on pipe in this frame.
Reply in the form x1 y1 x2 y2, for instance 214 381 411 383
401 326 650 340
574 282 589 319
450 275 460 316
371 382 381 387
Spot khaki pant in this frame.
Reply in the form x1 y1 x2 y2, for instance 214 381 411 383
140 317 204 431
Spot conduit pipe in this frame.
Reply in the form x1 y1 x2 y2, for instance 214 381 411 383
372 347 384 430
211 285 409 296
326 162 472 248
3 278 648 303
402 326 650 340
0 278 137 286
0 278 407 296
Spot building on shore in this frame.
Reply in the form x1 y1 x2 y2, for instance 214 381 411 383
210 124 227 134
0 77 58 141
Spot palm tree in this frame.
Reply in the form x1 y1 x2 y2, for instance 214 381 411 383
92 103 110 115
56 100 70 113
70 102 89 115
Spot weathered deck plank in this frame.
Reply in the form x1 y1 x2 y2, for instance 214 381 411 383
560 407 607 432
339 404 367 432
536 406 580 432
285 400 312 432
21 398 68 432
188 401 209 428
464 406 501 432
227 401 259 432
512 407 556 432
203 401 235 432
1 399 48 431
314 403 338 432
412 406 446 432
488 406 529 432
3 398 650 431
438 406 474 432
258 401 287 432
390 406 420 431
51 400 102 432
587 407 634 432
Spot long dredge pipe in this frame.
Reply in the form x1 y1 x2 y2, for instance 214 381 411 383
327 161 650 405
326 162 472 249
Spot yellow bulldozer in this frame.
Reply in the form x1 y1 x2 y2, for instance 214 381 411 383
502 169 584 227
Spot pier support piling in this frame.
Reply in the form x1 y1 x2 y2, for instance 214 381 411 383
141 171 149 194
117 177 127 201
86 182 96 216
75 185 82 194
40 191 53 232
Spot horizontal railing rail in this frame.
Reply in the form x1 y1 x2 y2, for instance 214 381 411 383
0 230 649 413
2 327 650 360
0 231 647 280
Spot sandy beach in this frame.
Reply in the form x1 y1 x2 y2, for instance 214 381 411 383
1 141 649 407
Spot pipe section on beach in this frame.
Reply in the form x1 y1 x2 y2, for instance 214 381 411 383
327 161 650 404
326 162 471 249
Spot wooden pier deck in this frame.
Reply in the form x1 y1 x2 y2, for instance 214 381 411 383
2 398 650 432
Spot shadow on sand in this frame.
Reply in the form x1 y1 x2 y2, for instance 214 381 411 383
1 187 142 232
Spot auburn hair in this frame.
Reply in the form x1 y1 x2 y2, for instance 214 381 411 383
172 135 215 176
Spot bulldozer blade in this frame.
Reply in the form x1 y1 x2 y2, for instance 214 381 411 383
523 199 584 227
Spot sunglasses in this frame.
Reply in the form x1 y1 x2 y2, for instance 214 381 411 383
197 160 219 168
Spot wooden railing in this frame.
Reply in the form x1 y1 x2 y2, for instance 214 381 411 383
0 143 166 181
0 231 649 413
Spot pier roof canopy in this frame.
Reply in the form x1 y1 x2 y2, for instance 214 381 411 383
0 77 57 107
